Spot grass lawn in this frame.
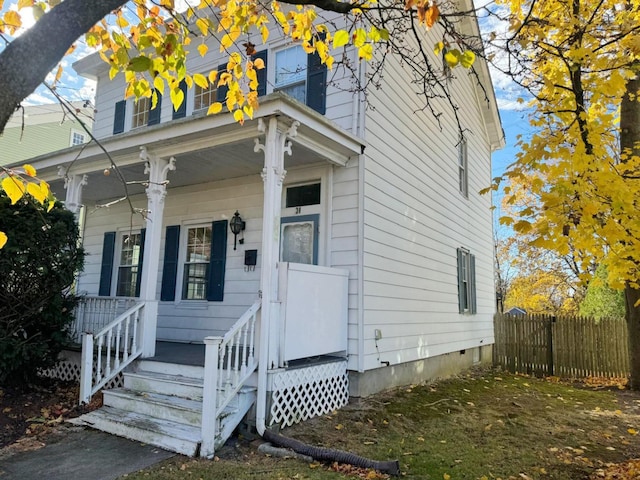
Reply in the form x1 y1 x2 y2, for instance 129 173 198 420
121 368 640 479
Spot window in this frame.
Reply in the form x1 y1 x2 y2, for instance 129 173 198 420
286 183 321 208
275 46 308 103
458 136 468 197
457 248 477 314
70 130 85 146
132 96 150 129
116 232 143 297
182 226 212 300
193 78 217 112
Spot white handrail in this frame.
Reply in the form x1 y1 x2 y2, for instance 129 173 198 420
200 301 261 458
79 302 145 404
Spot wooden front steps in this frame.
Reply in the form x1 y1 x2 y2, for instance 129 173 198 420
70 360 256 456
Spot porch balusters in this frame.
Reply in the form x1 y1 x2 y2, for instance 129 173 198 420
200 301 261 458
79 303 145 404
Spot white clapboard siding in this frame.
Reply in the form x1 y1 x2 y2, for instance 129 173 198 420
360 24 495 371
87 14 357 140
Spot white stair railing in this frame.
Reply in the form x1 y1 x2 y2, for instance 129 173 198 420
201 301 261 458
79 302 145 404
71 296 137 343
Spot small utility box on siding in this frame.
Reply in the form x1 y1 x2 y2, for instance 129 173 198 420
278 262 349 364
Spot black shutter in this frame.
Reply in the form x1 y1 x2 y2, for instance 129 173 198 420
134 228 146 298
172 80 188 119
99 232 116 296
160 225 180 301
470 254 477 314
457 248 464 313
216 63 229 105
306 49 327 114
148 90 162 125
113 101 126 134
253 50 268 97
206 220 228 301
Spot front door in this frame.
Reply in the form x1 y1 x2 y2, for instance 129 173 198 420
280 181 322 265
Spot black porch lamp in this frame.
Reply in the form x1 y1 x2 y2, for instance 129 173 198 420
230 211 246 250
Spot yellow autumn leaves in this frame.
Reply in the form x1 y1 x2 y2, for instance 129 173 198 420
0 164 54 249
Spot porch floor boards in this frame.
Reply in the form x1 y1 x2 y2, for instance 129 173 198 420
149 341 205 366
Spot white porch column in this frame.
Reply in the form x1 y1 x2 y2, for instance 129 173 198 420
254 116 298 434
139 146 176 357
58 166 88 217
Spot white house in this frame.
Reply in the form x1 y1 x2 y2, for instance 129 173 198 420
25 6 503 458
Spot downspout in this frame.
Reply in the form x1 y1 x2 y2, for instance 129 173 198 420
356 50 367 374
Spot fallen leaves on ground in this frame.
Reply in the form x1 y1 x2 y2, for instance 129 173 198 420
328 462 390 479
590 459 640 479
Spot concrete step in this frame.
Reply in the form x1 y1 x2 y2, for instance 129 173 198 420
124 370 204 400
136 360 204 379
103 388 203 427
69 406 202 456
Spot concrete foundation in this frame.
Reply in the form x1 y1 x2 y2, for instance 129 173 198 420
348 345 493 397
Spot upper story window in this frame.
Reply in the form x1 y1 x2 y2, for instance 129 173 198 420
194 76 218 112
132 97 150 129
70 130 86 146
457 248 476 314
458 136 468 197
275 46 308 104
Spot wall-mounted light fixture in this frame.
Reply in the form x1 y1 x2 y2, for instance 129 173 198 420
230 210 246 250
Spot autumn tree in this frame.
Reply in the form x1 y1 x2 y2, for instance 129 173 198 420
0 0 484 245
489 0 640 386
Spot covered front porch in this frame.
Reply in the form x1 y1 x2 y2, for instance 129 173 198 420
34 94 362 456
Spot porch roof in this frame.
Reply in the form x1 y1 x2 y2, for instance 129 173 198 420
25 93 365 203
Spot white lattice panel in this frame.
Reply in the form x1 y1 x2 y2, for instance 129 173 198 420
269 361 349 427
40 351 124 389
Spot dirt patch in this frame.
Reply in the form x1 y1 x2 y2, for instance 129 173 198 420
0 378 100 450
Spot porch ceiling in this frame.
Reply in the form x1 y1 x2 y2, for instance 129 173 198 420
49 136 324 204
34 94 364 204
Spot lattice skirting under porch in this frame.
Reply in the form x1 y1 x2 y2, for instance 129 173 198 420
269 360 349 428
40 349 124 390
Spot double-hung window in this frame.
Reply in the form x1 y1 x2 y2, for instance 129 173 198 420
182 226 212 300
458 136 468 197
193 78 218 112
132 97 150 129
275 46 308 104
116 232 143 297
457 248 477 314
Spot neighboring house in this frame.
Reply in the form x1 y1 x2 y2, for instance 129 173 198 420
505 307 528 315
24 7 503 458
0 102 93 165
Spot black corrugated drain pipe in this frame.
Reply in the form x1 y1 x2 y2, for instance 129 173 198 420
262 428 401 476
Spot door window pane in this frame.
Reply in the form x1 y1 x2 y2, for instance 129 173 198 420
281 222 314 264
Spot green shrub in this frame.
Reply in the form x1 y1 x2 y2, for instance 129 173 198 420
0 194 84 386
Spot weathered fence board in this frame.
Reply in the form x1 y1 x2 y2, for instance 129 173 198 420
494 313 629 379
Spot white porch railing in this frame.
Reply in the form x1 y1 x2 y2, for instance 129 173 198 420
200 301 261 458
79 302 145 404
71 296 137 343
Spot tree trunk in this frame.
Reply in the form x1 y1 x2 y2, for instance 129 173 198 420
625 285 640 389
0 0 127 135
621 70 640 389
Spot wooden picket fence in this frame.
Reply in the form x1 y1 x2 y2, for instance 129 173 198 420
493 313 630 379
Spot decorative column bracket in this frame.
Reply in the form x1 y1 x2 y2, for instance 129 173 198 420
57 165 88 215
